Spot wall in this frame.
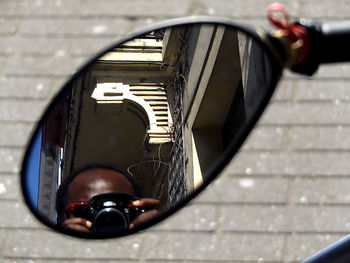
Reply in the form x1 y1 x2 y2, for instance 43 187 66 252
1 1 350 262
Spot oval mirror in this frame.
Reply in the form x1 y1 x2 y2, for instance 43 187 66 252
21 19 282 238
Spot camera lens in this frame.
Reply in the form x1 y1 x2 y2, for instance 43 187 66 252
93 208 128 234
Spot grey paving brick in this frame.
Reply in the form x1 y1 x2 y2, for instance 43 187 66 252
79 0 189 17
0 20 18 35
242 126 286 150
261 102 350 125
294 79 350 102
4 56 85 77
0 175 21 200
0 200 41 228
301 0 350 18
0 2 18 16
0 0 81 17
314 63 350 79
0 57 8 74
1 260 140 263
0 100 47 122
219 205 290 232
179 0 300 18
0 229 8 254
290 206 350 233
143 232 284 261
2 229 142 259
0 123 33 146
153 203 217 231
284 63 350 80
0 148 22 174
291 126 350 150
0 77 61 99
271 79 295 101
196 175 289 204
290 177 350 205
220 205 350 233
285 234 344 262
0 40 14 56
0 36 73 57
231 151 350 176
18 18 131 37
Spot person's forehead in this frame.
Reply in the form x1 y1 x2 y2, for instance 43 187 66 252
67 168 134 201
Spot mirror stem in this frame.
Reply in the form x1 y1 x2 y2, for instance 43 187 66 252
291 20 350 75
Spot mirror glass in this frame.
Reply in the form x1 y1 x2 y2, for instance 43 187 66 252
21 22 280 238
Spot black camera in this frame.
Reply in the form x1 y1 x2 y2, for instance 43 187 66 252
72 192 146 234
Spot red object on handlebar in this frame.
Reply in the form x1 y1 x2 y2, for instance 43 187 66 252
267 2 310 64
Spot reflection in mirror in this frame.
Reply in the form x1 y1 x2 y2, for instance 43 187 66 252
23 23 277 238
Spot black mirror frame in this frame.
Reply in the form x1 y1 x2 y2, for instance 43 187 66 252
20 16 283 239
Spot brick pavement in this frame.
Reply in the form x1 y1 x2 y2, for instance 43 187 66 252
0 1 349 262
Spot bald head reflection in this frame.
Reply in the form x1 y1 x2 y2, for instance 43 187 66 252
67 168 135 204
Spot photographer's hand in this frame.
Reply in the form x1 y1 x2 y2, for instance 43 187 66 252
61 217 92 233
129 198 161 229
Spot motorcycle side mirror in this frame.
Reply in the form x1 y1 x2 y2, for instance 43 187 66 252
20 13 350 243
20 18 283 239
